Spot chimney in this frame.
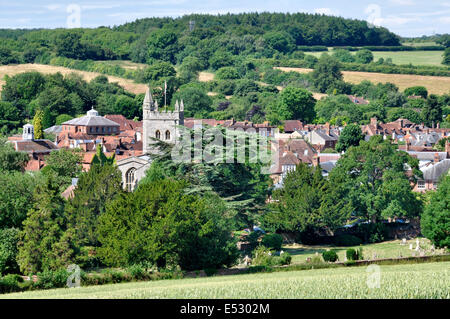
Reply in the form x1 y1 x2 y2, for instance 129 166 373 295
370 117 377 127
405 139 409 151
434 152 440 163
437 122 440 129
325 122 330 136
313 154 320 167
445 140 450 158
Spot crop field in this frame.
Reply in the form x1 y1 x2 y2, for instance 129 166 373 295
305 50 445 66
284 238 445 264
0 64 148 95
274 66 450 95
2 262 448 299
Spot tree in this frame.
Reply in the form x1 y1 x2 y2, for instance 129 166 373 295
32 109 44 139
273 87 316 122
263 31 295 54
0 101 21 132
64 162 122 250
443 47 450 66
421 175 450 248
146 30 179 64
329 135 422 222
138 61 176 83
0 228 20 275
17 177 72 274
91 144 116 166
421 94 443 127
171 85 213 118
335 123 364 152
332 49 355 62
97 179 239 270
404 86 428 99
209 50 235 70
55 114 73 125
311 54 343 93
0 171 39 229
0 138 29 172
41 148 83 189
53 31 85 59
355 49 374 64
215 67 240 80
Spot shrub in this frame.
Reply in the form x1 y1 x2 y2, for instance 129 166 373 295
204 268 218 277
333 234 362 246
322 250 339 262
127 264 148 280
346 249 357 261
276 252 292 265
252 246 274 266
261 233 283 251
34 269 69 290
0 274 23 294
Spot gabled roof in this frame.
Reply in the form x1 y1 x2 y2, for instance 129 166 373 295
421 159 450 181
14 139 58 153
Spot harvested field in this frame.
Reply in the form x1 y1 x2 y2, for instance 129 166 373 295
274 67 450 95
0 64 148 95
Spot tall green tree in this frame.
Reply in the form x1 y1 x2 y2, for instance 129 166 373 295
311 54 343 93
421 94 443 127
64 163 122 250
32 109 44 139
97 179 239 270
421 175 450 249
335 123 364 152
17 177 72 274
273 87 316 122
329 135 422 222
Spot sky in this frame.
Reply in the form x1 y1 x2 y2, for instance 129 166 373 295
0 0 449 37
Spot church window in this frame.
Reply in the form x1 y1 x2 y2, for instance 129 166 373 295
125 168 136 192
165 130 171 140
155 130 161 139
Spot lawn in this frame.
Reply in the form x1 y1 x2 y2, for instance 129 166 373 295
283 238 445 264
2 262 448 299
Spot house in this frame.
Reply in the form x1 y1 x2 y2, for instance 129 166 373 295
347 95 369 105
8 123 59 171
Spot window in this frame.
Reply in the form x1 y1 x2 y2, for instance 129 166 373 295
90 127 93 133
418 180 425 189
125 168 136 192
96 127 99 133
155 130 161 139
165 130 171 140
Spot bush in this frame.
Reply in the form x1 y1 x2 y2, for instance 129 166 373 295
0 274 23 294
34 269 69 290
322 250 339 262
252 246 274 266
204 268 218 276
276 252 292 265
261 233 283 251
127 264 148 280
346 249 357 261
333 234 362 246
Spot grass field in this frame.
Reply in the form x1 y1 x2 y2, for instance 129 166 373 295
305 50 445 66
274 66 450 95
284 238 445 264
2 262 448 299
0 64 148 95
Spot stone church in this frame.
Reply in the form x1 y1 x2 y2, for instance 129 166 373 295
116 87 184 191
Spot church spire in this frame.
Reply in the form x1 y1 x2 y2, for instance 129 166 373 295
143 86 153 110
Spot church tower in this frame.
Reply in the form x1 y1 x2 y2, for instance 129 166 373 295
142 87 184 154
